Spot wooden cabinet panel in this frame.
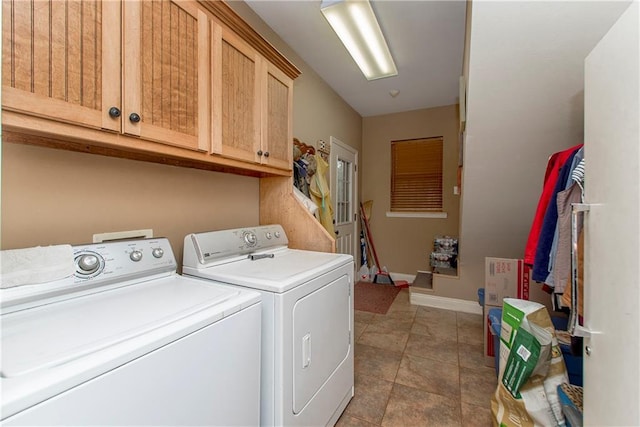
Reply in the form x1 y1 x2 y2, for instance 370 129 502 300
2 0 120 132
212 25 292 171
123 0 209 151
211 25 261 163
262 62 293 170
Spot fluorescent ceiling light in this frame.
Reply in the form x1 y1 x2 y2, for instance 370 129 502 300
321 0 398 81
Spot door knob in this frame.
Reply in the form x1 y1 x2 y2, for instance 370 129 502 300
129 112 141 123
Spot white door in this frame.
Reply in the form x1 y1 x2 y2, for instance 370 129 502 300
583 1 639 425
329 137 358 262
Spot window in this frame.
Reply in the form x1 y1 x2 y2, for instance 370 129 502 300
391 137 443 212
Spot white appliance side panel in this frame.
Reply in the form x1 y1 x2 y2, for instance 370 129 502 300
292 274 350 413
584 1 640 425
3 304 262 426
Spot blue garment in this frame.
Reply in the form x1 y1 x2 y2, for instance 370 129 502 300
532 147 580 282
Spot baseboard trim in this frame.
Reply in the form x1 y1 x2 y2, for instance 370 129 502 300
390 272 416 283
410 292 482 314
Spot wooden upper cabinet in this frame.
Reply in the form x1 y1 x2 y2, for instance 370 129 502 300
262 61 293 170
211 25 261 163
211 23 293 171
2 0 120 132
123 0 210 151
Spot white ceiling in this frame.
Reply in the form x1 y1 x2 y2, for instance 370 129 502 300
245 0 467 117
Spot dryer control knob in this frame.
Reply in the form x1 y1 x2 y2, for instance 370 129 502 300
152 248 164 258
243 231 257 247
274 231 281 239
77 254 100 274
130 250 143 262
265 232 272 239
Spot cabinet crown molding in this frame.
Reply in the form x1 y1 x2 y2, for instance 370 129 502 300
199 0 301 80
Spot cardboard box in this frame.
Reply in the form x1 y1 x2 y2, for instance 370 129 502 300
485 258 530 307
484 257 554 312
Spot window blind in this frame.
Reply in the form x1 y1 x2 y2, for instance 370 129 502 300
391 137 443 212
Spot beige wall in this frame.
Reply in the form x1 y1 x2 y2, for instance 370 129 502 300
441 0 632 302
0 1 362 260
1 143 258 263
362 105 460 281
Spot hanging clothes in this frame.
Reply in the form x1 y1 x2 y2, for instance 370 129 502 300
561 227 584 318
309 155 335 236
532 146 582 282
524 144 583 265
550 159 585 294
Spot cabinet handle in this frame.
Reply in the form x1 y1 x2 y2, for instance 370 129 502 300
263 151 270 158
129 113 141 123
108 107 121 118
257 150 263 156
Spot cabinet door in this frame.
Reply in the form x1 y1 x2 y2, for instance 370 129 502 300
261 62 293 170
2 0 120 132
123 0 209 152
211 25 262 164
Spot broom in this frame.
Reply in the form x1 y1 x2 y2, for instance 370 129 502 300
359 202 409 288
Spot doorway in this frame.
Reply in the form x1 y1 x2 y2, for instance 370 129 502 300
329 136 359 264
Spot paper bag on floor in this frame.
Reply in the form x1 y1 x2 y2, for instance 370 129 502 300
491 298 569 427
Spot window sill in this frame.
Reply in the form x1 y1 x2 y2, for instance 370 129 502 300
385 211 448 219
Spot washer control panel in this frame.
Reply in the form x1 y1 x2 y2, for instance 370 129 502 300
73 238 176 281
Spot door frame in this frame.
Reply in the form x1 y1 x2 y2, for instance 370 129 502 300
328 136 359 264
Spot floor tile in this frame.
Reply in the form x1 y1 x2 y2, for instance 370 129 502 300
461 402 494 427
411 314 458 341
381 383 462 427
355 310 375 324
394 353 460 398
404 333 459 365
368 313 414 332
458 342 495 370
415 305 457 324
358 327 410 353
350 290 498 426
457 312 484 346
354 321 368 342
335 413 379 427
344 373 394 425
459 365 498 407
354 343 403 382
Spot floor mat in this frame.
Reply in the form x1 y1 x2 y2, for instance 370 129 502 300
354 281 401 314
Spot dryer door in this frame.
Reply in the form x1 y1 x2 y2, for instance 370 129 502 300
292 274 351 413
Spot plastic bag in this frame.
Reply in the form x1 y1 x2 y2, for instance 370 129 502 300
491 298 569 426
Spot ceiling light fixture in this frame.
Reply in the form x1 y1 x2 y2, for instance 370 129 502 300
320 0 398 81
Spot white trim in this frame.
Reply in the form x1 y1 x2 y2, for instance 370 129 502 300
409 292 482 314
389 272 415 283
385 212 448 219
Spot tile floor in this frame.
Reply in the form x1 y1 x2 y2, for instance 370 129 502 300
337 289 497 427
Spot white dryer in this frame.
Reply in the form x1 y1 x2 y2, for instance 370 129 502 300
1 238 261 426
183 225 354 427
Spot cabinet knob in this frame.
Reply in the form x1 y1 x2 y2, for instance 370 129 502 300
108 107 121 118
257 150 263 156
129 112 141 123
263 151 270 158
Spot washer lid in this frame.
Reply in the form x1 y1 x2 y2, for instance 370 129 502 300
1 275 255 378
186 249 353 293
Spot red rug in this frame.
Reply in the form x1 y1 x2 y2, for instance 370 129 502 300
354 281 402 314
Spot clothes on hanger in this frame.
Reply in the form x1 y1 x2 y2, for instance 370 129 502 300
524 144 583 265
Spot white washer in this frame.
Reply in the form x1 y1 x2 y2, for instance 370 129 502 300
183 225 354 427
1 238 261 426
